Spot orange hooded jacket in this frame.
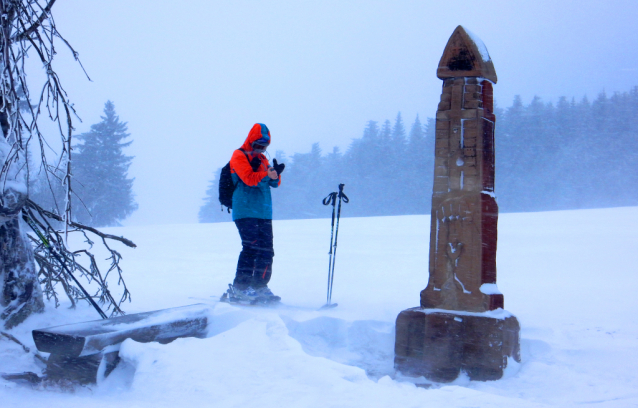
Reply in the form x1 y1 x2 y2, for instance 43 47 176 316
229 123 280 220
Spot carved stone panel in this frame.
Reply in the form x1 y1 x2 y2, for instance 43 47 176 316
421 33 501 313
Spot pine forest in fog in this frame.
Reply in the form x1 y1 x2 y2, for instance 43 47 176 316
200 86 638 222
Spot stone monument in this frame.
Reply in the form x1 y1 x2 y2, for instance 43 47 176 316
394 26 520 382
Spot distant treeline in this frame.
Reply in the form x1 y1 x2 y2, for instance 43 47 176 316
199 86 638 222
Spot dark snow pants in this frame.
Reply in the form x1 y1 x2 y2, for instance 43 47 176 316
234 218 274 289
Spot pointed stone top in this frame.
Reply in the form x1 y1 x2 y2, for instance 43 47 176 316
437 26 497 83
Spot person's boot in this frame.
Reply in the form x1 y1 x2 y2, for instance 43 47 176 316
255 286 281 303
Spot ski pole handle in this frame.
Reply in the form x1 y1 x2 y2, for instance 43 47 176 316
337 184 349 203
323 192 337 206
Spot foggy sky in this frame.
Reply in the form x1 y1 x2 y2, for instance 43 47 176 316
45 0 638 225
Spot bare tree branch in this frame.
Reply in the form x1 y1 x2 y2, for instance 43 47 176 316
1 331 47 364
11 0 56 42
26 199 137 248
0 0 135 322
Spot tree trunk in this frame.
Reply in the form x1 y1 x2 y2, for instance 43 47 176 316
0 133 44 329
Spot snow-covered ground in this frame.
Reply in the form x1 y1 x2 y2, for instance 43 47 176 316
2 207 637 407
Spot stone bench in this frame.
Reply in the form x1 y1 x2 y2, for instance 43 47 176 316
32 303 210 384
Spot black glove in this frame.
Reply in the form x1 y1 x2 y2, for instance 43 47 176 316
250 156 261 172
273 159 285 175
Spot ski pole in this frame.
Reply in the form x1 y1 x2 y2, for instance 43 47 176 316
22 213 108 320
327 184 348 304
322 191 338 305
322 184 348 308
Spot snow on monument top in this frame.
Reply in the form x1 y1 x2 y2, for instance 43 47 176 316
437 25 497 83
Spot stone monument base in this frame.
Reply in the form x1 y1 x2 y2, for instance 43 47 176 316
394 307 520 382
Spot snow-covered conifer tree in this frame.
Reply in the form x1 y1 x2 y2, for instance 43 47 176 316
199 166 232 223
391 112 407 160
73 101 138 227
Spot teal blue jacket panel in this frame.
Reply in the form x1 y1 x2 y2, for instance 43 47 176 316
231 172 279 220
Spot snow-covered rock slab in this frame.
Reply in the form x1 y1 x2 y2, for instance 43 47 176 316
32 304 211 358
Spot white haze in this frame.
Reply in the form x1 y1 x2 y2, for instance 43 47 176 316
34 0 638 225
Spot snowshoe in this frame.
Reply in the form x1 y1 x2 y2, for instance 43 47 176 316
222 284 257 302
221 284 280 306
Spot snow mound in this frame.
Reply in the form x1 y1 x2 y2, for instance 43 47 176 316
283 315 395 379
104 305 547 408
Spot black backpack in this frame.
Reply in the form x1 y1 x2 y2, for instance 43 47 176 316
218 149 251 212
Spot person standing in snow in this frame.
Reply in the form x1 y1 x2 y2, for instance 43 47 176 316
229 123 284 301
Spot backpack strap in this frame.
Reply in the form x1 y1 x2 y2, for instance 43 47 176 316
238 148 263 172
238 148 251 163
232 148 254 188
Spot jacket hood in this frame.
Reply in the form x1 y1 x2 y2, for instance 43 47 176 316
241 123 271 152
